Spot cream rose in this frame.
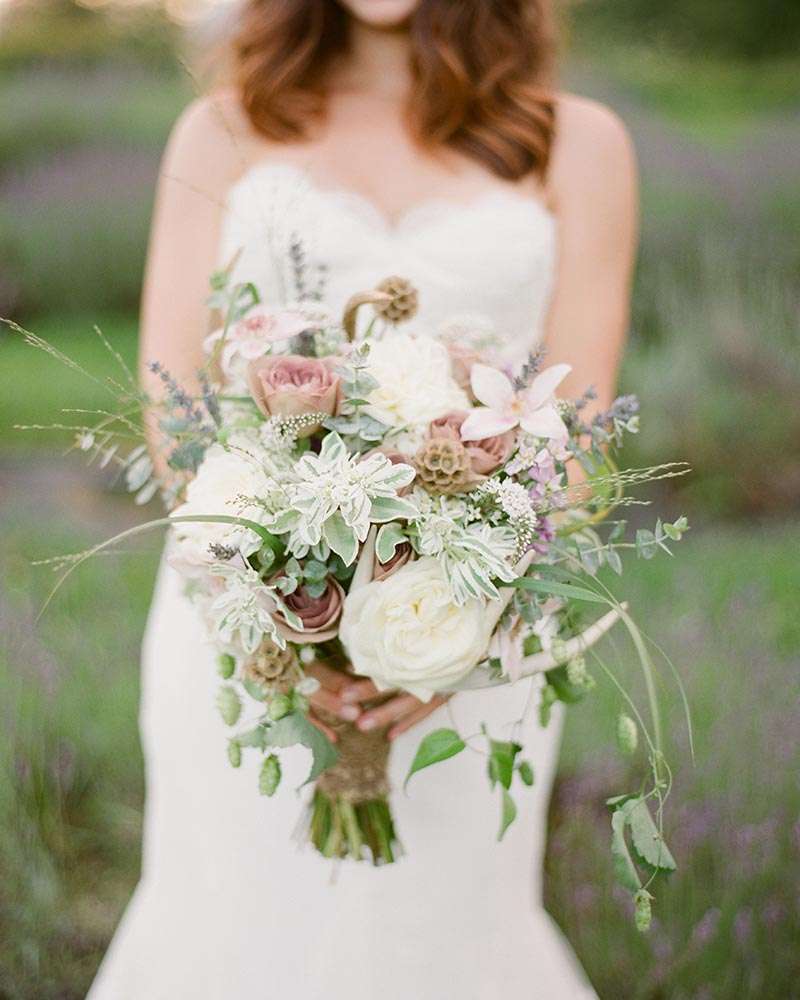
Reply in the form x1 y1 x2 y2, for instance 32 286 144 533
169 445 274 567
339 557 490 701
363 333 469 433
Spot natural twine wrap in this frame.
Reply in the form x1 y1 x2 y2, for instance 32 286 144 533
315 697 393 802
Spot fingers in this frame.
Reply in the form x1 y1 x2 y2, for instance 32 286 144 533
308 686 361 723
340 678 380 704
387 697 447 740
308 711 339 743
305 659 351 694
357 693 432 733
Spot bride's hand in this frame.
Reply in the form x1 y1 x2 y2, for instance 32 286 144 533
340 679 450 741
304 660 362 742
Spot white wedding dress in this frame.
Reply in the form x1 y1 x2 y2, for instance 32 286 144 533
88 162 597 1000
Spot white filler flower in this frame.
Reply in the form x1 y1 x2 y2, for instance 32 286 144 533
363 333 469 432
339 557 492 701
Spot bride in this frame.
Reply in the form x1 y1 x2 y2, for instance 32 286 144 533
88 0 636 997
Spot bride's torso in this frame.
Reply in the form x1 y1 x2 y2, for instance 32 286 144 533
217 141 558 364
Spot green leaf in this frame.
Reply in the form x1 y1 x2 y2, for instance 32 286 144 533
304 559 328 583
236 725 267 749
636 529 658 559
167 440 206 472
518 761 535 786
626 798 677 871
375 522 407 564
546 664 589 704
487 739 522 790
605 547 623 575
509 577 606 604
405 728 466 788
264 712 338 787
370 495 419 524
241 677 268 702
611 807 642 893
498 788 517 841
322 512 359 566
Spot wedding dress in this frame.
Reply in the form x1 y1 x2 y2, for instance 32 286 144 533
88 162 597 1000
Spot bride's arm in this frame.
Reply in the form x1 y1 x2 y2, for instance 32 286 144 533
543 94 639 415
138 95 246 484
138 95 354 734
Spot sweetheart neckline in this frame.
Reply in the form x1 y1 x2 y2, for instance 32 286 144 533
228 160 557 236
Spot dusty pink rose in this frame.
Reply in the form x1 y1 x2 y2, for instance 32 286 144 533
429 411 515 475
274 578 345 643
372 542 415 582
247 355 340 436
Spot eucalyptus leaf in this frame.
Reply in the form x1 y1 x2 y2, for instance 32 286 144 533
263 712 338 786
236 725 267 748
405 728 466 788
605 547 623 575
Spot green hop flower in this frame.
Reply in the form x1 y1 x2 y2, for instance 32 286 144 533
617 713 638 755
634 888 653 933
217 653 236 679
216 685 241 727
227 739 242 768
268 694 293 721
259 754 282 796
539 684 557 728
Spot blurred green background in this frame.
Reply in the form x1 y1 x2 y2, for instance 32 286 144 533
0 1 798 997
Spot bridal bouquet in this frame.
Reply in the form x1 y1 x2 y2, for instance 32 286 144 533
10 259 690 931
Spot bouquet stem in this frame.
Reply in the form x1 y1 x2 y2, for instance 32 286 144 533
308 710 401 865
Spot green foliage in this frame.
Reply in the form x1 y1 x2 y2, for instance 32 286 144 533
571 0 800 60
405 728 466 787
263 712 338 787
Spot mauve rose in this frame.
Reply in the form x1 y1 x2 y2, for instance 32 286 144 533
247 356 340 436
429 411 515 474
275 578 345 643
373 541 414 582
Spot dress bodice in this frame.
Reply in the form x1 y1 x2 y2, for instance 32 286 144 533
218 162 558 366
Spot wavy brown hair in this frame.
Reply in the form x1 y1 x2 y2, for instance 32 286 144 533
233 0 558 181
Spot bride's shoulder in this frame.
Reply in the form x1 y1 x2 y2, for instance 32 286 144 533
547 92 637 204
552 92 635 164
159 89 261 194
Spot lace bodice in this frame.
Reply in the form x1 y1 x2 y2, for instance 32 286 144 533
218 162 558 365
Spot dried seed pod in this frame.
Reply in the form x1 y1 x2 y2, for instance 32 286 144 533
373 275 419 325
414 437 478 495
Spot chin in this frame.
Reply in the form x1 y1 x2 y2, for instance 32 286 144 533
337 0 420 29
